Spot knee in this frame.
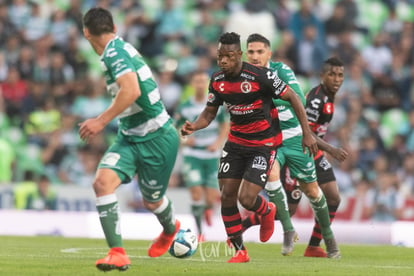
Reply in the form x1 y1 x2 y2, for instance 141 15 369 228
238 194 256 210
220 191 237 207
327 195 341 207
301 182 322 200
301 185 319 200
93 176 112 196
190 188 203 202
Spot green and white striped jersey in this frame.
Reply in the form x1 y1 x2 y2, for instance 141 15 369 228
270 61 305 146
101 36 171 142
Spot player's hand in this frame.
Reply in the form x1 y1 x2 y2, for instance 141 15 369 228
78 118 106 143
181 120 195 136
302 133 318 156
330 147 348 162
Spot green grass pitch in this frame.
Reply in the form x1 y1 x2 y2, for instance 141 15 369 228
0 236 413 275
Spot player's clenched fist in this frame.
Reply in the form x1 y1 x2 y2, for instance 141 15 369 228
180 120 196 136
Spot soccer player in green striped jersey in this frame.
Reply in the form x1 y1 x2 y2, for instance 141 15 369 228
242 33 340 259
80 7 180 271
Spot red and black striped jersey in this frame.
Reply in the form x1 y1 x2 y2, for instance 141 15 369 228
305 84 334 140
207 62 288 147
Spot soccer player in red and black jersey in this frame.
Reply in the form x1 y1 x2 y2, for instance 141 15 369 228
181 32 317 263
302 56 348 257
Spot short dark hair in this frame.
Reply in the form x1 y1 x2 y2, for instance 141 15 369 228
83 7 115 36
322 56 344 72
246 33 270 47
219 32 241 49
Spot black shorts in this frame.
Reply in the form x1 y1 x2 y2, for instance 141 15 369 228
314 154 336 185
218 142 276 188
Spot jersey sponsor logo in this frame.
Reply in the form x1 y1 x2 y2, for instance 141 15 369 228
227 103 255 115
207 93 215 103
260 173 267 182
240 72 255 80
272 78 286 95
151 191 161 199
240 80 252 93
310 98 321 109
252 156 267 170
140 179 162 189
112 59 128 74
106 48 117 58
318 156 332 170
219 82 224 92
323 102 334 114
101 152 120 166
266 71 276 80
305 107 319 122
214 73 225 81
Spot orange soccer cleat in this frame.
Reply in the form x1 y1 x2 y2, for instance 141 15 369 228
304 245 328 258
148 220 181 257
259 202 276 242
95 248 131 272
227 250 250 263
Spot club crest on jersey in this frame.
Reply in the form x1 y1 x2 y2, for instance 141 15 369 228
207 93 215 103
323 102 334 114
240 80 252 93
252 156 267 170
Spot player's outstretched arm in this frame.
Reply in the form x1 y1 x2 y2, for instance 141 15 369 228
312 132 348 162
181 105 219 136
281 89 318 156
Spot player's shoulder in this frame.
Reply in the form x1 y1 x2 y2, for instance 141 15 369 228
242 62 274 83
103 37 139 59
243 61 269 74
211 70 225 82
270 61 294 73
307 85 323 97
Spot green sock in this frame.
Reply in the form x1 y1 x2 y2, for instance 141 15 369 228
96 196 123 248
191 202 205 235
266 186 294 232
154 197 176 234
310 192 333 239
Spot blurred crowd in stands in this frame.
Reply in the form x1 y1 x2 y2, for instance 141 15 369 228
0 0 414 220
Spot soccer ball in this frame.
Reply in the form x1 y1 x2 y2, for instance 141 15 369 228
168 228 198 258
